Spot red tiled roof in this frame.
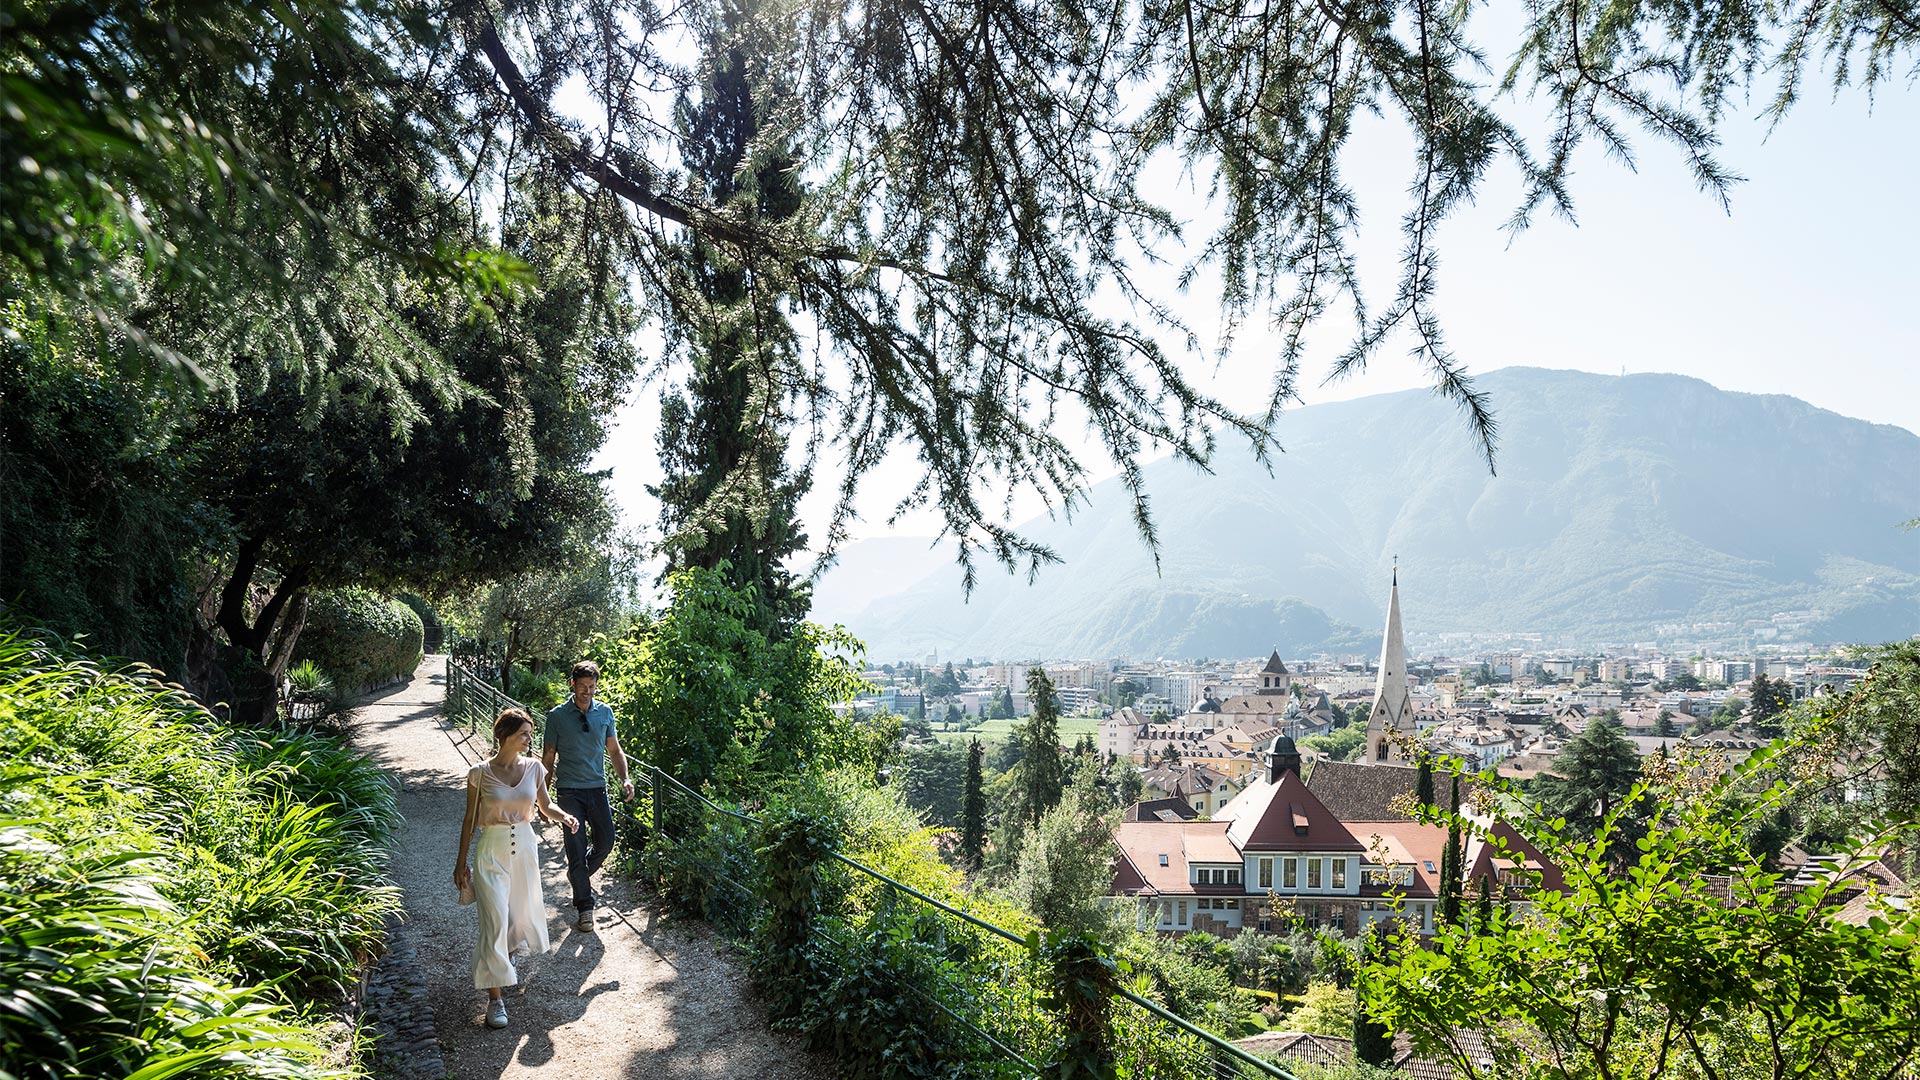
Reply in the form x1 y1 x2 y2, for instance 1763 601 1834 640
1346 820 1446 900
1111 820 1243 895
1220 769 1364 853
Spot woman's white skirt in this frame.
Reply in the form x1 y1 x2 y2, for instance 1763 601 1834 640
471 821 549 989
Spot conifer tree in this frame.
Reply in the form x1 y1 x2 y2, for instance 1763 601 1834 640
650 0 811 636
1537 711 1643 839
1353 928 1396 1067
961 738 987 872
1440 774 1464 926
1416 758 1436 808
1017 668 1066 827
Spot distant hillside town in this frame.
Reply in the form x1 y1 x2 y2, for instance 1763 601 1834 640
851 568 1870 788
859 568 1893 949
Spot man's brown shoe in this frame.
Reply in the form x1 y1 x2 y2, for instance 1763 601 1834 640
575 908 595 933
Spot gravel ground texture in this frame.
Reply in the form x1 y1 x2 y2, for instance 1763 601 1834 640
352 656 830 1080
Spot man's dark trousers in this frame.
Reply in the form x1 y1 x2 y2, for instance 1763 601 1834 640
556 786 615 912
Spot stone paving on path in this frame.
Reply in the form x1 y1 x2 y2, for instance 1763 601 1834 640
352 656 829 1080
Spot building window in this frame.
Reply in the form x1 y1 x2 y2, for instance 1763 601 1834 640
1307 859 1322 889
1331 907 1346 931
1283 858 1298 889
1332 859 1346 889
1229 867 1241 885
1177 901 1188 925
1259 858 1273 889
1159 854 1170 866
1226 899 1239 910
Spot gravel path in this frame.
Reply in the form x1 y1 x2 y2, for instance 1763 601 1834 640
353 656 829 1080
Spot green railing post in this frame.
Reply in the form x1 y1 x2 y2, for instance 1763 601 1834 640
755 808 830 1025
1041 931 1118 1080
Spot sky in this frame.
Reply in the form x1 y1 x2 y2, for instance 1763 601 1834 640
593 60 1920 554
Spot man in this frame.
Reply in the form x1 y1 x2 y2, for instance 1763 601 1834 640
543 659 634 932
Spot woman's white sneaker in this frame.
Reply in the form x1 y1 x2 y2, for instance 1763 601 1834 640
485 999 508 1028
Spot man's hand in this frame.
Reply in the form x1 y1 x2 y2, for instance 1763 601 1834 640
620 777 635 802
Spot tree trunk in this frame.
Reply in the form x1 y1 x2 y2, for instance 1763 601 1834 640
248 564 309 658
215 534 265 653
264 588 310 688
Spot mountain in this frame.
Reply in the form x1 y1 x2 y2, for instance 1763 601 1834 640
813 368 1920 659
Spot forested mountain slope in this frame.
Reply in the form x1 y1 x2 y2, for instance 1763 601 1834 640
817 369 1919 658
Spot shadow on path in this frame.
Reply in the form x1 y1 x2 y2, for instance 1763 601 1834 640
353 656 829 1079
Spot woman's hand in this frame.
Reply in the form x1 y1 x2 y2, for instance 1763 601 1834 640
454 863 471 890
560 812 579 834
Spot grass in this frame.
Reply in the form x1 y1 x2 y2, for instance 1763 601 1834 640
929 714 1102 746
0 623 399 1079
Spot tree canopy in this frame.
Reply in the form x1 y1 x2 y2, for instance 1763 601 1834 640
11 0 1914 589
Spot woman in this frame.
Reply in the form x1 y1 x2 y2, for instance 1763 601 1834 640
454 707 577 1029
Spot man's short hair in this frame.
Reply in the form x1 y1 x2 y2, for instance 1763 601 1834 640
570 660 600 682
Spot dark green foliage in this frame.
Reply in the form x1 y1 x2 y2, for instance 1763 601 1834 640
1415 759 1435 808
0 304 213 667
960 740 987 873
1015 669 1066 828
1040 931 1119 1080
1535 711 1642 840
290 588 423 693
1352 930 1394 1068
1750 673 1795 735
1439 776 1463 927
895 742 967 829
651 0 811 636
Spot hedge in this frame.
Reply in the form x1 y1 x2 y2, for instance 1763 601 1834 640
293 588 424 693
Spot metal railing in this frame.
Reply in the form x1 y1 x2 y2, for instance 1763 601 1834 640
442 660 1294 1080
445 660 542 753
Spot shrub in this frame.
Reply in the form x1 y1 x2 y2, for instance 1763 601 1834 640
293 588 424 693
0 623 402 1078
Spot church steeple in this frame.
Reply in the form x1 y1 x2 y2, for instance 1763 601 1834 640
1258 648 1291 695
1365 563 1417 765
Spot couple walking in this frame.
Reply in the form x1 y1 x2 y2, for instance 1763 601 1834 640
452 660 635 1028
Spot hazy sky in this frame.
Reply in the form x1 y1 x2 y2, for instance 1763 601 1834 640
595 70 1920 549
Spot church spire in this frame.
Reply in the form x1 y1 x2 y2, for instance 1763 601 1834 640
1365 566 1417 765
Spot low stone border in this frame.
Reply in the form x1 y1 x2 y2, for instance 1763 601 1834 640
360 914 446 1080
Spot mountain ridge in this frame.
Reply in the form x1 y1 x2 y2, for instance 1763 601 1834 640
811 368 1920 659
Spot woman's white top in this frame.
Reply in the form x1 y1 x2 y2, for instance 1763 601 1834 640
469 758 544 827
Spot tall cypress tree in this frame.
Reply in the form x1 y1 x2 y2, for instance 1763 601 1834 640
1353 928 1395 1067
1017 668 1066 827
652 0 811 636
961 738 987 872
1440 774 1463 926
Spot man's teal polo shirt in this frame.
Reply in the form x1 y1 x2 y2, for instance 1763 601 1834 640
544 698 616 789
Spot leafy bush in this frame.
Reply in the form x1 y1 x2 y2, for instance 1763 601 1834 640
0 624 401 1076
292 588 424 693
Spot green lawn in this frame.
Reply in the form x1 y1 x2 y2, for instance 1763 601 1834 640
931 714 1102 746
